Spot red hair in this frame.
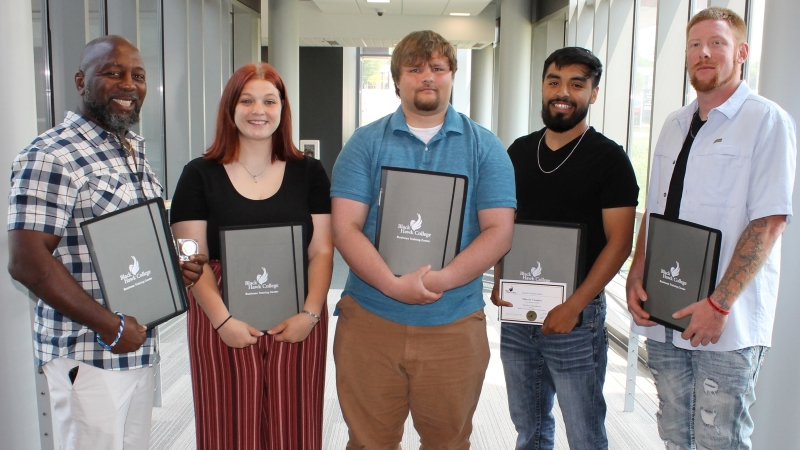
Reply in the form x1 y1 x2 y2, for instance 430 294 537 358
204 62 301 164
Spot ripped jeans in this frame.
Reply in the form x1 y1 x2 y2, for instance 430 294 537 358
646 329 768 450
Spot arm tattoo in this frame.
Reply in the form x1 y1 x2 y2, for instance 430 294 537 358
712 218 777 310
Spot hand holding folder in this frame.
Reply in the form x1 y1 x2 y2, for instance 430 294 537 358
641 214 721 333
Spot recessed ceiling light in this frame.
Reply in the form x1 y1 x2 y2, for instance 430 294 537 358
449 12 471 16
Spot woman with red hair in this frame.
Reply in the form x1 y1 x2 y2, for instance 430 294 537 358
170 62 331 449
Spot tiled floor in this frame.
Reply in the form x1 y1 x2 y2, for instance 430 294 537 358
151 293 662 450
150 252 663 449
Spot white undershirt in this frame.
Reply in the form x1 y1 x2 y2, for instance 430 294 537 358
407 123 443 144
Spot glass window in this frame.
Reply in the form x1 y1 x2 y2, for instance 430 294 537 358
685 1 709 105
31 0 49 134
360 55 399 126
628 0 658 211
685 0 765 103
745 0 766 94
135 0 166 187
43 0 104 129
692 0 709 15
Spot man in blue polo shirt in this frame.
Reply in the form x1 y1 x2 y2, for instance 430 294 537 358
331 30 516 448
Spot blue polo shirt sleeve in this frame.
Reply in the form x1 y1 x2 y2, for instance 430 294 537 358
330 127 376 206
474 126 517 211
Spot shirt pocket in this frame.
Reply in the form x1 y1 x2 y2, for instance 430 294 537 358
84 173 135 218
139 171 163 199
689 144 749 208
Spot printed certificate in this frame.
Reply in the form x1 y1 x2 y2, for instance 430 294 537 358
498 279 567 325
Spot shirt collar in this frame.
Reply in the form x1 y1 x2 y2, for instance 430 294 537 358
680 80 751 124
714 81 750 119
389 104 464 136
64 111 145 148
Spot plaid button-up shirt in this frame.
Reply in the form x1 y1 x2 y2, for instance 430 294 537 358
8 112 163 370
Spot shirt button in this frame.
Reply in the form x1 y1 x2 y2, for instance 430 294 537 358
663 193 667 197
672 160 676 164
424 147 429 152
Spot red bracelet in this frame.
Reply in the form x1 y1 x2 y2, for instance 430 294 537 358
706 296 730 315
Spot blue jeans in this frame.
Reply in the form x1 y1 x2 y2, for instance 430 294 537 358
500 296 608 450
647 329 769 450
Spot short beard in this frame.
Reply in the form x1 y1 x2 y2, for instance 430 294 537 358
413 90 442 112
84 87 141 133
689 66 737 93
690 48 740 93
541 98 589 133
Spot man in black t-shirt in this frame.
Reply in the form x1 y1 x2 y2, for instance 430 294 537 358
491 47 638 450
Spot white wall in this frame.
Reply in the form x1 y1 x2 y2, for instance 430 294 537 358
470 46 494 130
589 0 609 131
496 0 532 147
342 47 358 145
601 0 634 148
452 49 472 116
0 3 44 449
268 0 300 145
750 0 800 446
529 19 566 133
648 0 690 161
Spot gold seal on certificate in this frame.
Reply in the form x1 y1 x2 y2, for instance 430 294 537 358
498 279 566 325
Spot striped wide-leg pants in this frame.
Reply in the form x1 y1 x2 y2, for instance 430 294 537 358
186 262 327 450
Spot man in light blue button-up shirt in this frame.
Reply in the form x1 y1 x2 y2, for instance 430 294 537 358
331 30 516 448
627 7 796 449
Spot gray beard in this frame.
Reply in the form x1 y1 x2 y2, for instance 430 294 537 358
84 87 141 133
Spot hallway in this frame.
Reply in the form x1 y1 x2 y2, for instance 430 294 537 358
149 254 662 449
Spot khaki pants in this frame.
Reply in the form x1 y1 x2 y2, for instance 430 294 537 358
333 295 490 450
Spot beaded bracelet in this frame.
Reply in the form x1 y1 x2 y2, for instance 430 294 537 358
301 310 321 326
96 312 125 351
706 297 730 315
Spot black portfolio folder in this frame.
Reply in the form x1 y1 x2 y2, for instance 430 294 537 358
375 167 468 276
642 214 721 332
220 223 306 332
81 198 188 330
501 221 586 298
501 221 585 326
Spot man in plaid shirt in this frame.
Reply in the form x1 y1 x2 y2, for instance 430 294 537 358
7 36 203 450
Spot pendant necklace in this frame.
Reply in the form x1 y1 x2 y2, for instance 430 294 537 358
537 126 589 174
237 160 267 183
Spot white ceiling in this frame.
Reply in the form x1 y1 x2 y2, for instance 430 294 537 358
260 0 497 49
310 0 493 16
297 37 492 49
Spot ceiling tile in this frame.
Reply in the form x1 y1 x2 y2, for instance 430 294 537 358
312 0 362 14
442 0 492 15
402 0 448 15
